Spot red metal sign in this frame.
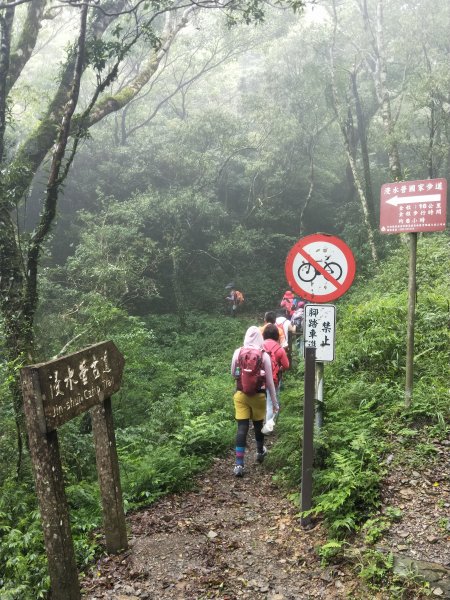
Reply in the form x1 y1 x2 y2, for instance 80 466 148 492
380 178 447 234
285 233 356 303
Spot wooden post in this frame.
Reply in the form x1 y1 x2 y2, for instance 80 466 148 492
91 397 128 553
301 346 316 527
21 368 80 600
405 232 417 408
21 341 127 593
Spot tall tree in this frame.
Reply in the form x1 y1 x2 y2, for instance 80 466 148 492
329 0 379 263
356 0 403 180
0 0 304 474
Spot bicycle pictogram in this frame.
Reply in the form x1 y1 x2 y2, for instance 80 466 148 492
297 256 343 283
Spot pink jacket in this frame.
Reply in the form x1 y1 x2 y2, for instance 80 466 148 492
263 338 290 383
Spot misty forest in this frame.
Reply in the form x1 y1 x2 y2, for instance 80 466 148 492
0 0 449 597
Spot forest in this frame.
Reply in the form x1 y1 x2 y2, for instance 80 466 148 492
0 0 449 597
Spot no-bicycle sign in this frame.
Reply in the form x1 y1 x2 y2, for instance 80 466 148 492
285 233 356 303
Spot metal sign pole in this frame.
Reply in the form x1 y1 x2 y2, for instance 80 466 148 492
301 346 316 528
405 232 417 408
315 361 324 429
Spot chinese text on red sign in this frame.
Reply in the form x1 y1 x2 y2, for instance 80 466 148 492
380 178 447 234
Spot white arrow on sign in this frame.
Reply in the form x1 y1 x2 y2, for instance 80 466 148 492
385 193 441 206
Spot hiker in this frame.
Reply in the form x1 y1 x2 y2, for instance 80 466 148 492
262 324 289 430
280 290 295 318
275 314 294 351
225 288 244 317
231 326 278 477
260 311 287 348
291 301 305 332
290 301 305 355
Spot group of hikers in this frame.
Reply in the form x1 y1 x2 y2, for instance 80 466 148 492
229 290 305 477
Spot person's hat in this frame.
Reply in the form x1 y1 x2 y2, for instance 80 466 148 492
283 290 294 298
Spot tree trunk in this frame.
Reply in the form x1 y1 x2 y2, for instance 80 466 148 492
171 247 186 328
0 4 14 160
329 0 379 264
350 69 376 230
299 146 314 238
0 4 88 478
359 0 402 181
0 208 28 477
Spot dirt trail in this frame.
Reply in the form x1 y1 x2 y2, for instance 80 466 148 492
81 445 359 600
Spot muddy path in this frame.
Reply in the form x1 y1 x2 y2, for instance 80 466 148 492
81 446 361 600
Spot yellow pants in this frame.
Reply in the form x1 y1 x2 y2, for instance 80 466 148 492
233 391 266 421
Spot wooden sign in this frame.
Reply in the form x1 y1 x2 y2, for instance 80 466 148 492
31 340 124 433
21 341 127 600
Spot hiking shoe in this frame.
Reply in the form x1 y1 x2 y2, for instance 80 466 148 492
256 446 267 463
233 465 244 477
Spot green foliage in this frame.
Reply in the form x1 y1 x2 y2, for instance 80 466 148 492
272 234 450 550
175 413 234 455
123 445 206 504
64 196 160 309
357 549 394 588
0 309 252 597
362 516 391 545
3 3 450 595
336 295 407 379
317 539 347 564
384 506 403 521
0 361 20 485
0 481 48 600
85 39 124 73
267 384 302 486
311 441 381 537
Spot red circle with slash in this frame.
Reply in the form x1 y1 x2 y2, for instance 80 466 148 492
285 233 356 302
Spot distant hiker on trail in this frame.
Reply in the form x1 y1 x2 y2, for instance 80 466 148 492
276 314 293 349
225 287 244 317
262 324 289 433
231 326 278 477
291 301 305 332
280 290 295 318
260 311 287 348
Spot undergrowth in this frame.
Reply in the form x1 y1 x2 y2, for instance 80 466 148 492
0 234 448 598
268 233 449 595
0 313 251 599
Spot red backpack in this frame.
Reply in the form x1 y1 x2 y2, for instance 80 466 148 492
237 348 264 395
264 341 282 386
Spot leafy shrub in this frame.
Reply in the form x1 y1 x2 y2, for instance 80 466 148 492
175 413 234 455
123 445 206 504
0 481 48 600
273 234 449 546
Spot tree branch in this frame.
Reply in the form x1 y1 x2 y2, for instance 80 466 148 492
0 1 14 160
23 2 88 331
4 0 127 208
7 0 47 94
87 4 196 126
